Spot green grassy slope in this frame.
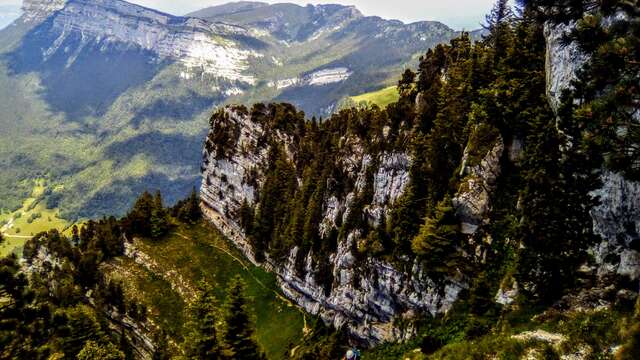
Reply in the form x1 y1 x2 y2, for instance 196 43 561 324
362 305 636 359
0 179 72 257
104 221 309 359
350 86 400 108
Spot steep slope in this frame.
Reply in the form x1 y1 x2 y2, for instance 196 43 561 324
0 0 465 223
199 11 640 349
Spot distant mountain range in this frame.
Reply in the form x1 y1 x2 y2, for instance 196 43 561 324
0 0 483 219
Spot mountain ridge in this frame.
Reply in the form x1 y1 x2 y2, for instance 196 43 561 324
0 0 474 224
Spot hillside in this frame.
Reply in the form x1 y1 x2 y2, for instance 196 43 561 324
198 0 640 356
103 221 309 359
0 0 471 223
349 86 400 108
1 1 639 359
1 192 316 359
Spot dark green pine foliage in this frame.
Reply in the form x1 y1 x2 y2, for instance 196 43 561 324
184 281 223 360
150 191 170 239
0 254 49 359
483 0 514 63
223 276 265 360
515 108 599 303
122 191 170 239
411 195 465 279
173 187 202 224
521 0 640 180
250 145 297 262
152 330 171 360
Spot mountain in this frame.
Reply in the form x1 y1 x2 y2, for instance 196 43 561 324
0 0 467 221
3 1 640 359
198 4 640 350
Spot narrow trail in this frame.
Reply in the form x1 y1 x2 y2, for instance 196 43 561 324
1 234 32 239
172 231 311 335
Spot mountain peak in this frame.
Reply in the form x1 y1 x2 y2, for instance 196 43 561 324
188 2 363 42
21 0 67 23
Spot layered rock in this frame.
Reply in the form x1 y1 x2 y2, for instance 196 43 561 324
23 0 261 83
545 23 640 282
21 0 67 23
454 137 504 235
200 107 464 345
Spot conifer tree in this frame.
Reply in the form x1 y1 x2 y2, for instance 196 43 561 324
412 196 464 278
515 109 598 303
71 225 80 247
150 191 170 239
176 187 202 224
77 341 125 360
223 276 265 360
398 69 416 98
184 281 222 360
484 0 514 63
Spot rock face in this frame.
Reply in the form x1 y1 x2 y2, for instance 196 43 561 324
544 23 640 282
22 0 260 84
544 22 588 113
200 107 465 345
21 0 67 23
454 137 504 235
198 20 640 347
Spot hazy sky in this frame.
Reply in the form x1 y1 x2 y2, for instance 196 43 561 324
1 0 497 30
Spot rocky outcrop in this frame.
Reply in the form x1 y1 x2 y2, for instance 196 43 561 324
454 137 504 235
544 22 588 113
21 0 67 23
103 306 156 360
591 172 640 280
545 22 640 283
22 0 261 84
200 107 464 346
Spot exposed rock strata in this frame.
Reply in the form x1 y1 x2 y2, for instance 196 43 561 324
200 107 465 345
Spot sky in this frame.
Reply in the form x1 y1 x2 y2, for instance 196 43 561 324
0 0 497 30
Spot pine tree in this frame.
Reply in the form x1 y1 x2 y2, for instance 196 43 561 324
515 109 599 304
177 187 202 224
223 276 265 360
484 0 514 63
411 196 464 278
184 281 222 360
398 69 416 97
77 341 125 360
71 225 80 247
122 191 155 237
150 191 170 239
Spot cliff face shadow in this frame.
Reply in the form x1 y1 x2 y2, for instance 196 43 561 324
4 17 171 120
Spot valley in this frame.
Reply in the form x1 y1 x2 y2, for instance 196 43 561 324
1 0 639 359
0 178 71 256
0 0 470 220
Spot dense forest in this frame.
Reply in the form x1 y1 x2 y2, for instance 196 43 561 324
0 190 269 359
2 0 640 359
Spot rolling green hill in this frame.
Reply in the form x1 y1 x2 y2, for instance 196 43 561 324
350 86 400 108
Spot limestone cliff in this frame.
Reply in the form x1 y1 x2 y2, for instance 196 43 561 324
198 15 640 349
545 22 640 284
199 106 509 345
